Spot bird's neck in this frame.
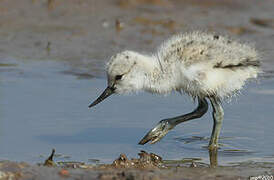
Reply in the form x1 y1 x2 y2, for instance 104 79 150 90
140 54 178 94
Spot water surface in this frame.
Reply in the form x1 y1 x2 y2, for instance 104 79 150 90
0 59 273 166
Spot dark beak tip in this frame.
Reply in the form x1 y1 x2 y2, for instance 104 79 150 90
88 102 96 108
88 86 114 109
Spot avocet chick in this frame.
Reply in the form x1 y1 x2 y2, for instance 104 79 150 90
89 31 260 149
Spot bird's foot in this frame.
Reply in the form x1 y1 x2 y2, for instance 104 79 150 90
138 119 175 145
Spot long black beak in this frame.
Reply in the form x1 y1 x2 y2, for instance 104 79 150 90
88 86 115 108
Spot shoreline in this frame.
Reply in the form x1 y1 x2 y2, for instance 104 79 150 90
1 150 273 180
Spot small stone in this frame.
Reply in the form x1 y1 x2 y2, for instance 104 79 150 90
59 169 69 177
190 162 197 168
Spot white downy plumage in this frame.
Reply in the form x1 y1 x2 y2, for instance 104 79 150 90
90 31 261 147
107 31 260 100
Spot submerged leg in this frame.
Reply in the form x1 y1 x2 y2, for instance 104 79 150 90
209 148 218 168
208 97 224 150
139 98 208 145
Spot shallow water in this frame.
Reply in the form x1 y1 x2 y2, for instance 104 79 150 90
0 59 273 166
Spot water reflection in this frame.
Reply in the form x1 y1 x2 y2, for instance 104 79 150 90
209 148 218 167
0 60 273 166
37 127 145 144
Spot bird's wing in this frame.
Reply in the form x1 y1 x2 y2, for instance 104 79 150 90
157 32 261 70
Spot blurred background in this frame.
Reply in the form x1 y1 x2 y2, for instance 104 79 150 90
1 0 274 73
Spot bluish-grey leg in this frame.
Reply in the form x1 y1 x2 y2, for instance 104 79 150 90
139 98 208 145
208 97 224 150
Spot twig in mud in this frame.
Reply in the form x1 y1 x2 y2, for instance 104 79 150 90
44 149 56 167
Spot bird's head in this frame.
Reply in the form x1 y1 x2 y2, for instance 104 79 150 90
89 50 149 108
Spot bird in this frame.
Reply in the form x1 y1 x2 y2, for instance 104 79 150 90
88 31 261 150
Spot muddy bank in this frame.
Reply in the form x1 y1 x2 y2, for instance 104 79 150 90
0 162 257 180
1 150 273 180
1 0 274 76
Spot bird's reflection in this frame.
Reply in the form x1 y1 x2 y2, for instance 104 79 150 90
209 148 218 167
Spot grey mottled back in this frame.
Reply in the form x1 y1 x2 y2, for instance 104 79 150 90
157 31 260 69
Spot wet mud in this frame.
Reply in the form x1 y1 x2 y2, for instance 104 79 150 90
1 150 274 180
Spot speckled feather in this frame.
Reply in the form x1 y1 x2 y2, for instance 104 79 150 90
106 31 261 100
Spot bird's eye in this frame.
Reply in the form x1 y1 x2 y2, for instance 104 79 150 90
115 75 123 80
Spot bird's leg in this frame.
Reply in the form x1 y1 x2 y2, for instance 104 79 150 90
208 97 224 150
139 98 208 145
209 148 218 168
